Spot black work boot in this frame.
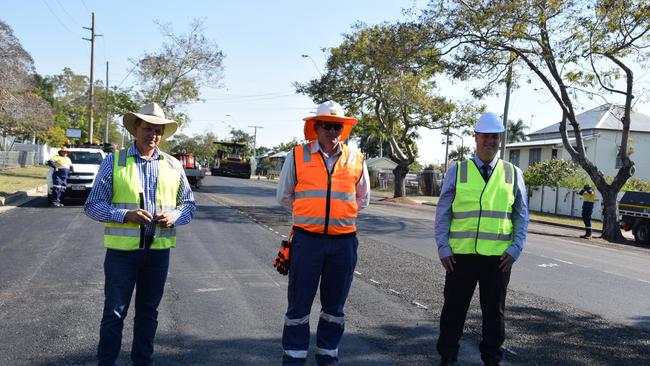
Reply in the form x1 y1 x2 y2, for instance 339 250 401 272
439 356 456 365
580 228 592 239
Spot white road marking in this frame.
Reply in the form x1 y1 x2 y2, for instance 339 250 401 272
369 279 381 285
412 301 428 310
354 271 361 275
538 263 559 268
389 289 401 295
195 288 225 293
554 259 574 264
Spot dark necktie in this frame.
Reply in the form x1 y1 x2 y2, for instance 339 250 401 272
481 165 490 183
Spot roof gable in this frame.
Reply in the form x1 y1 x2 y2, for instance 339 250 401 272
530 104 650 138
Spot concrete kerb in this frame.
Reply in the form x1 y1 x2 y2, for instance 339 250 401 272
0 184 47 207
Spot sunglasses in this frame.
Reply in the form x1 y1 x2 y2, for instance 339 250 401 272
319 123 343 131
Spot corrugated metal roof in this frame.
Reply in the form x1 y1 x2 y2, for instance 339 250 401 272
530 104 650 137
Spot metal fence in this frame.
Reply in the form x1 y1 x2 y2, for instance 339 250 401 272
370 169 443 196
0 151 38 169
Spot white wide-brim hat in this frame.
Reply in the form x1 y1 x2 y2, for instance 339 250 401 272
302 100 357 141
123 103 178 139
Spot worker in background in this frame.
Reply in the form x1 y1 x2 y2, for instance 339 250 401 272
47 146 74 207
578 184 596 238
84 102 196 366
434 112 529 366
276 100 370 366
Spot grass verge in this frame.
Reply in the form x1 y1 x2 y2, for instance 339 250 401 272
0 166 49 196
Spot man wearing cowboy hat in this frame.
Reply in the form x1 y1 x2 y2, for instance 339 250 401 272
276 100 370 366
85 102 196 366
47 146 74 207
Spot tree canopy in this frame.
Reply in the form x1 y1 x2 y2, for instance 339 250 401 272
420 0 650 242
133 19 225 129
295 22 456 197
0 20 52 148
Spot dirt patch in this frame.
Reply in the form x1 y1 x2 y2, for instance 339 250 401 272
379 196 421 205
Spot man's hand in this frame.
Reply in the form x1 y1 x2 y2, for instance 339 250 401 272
125 209 153 225
499 253 515 272
440 255 455 273
154 212 174 228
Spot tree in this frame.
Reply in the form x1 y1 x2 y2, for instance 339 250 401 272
37 68 137 146
420 0 650 242
507 118 527 143
0 20 53 147
133 19 225 129
448 145 472 162
168 131 220 166
295 22 455 197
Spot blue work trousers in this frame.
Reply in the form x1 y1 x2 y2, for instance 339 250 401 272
282 231 358 366
51 168 69 203
97 248 170 366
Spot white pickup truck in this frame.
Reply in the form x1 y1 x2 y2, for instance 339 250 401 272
47 147 106 203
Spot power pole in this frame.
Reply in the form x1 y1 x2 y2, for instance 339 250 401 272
248 125 264 157
501 56 515 159
104 61 109 143
83 12 102 144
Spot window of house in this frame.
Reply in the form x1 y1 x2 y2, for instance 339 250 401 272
551 149 558 159
509 149 520 166
529 148 541 166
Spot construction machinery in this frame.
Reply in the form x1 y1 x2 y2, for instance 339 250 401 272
172 149 205 189
211 141 254 179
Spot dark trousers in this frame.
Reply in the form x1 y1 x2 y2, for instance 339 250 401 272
282 231 358 366
97 248 170 366
582 202 594 235
437 254 511 364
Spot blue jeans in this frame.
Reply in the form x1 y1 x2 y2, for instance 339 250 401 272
282 231 359 366
97 249 170 366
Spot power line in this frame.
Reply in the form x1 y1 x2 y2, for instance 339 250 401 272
41 0 77 35
54 0 81 26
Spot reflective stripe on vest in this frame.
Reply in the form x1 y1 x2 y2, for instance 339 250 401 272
293 142 363 235
104 149 181 250
449 159 515 256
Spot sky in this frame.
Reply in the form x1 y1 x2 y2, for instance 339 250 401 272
3 0 650 165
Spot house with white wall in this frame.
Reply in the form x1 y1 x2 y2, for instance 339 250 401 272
505 104 650 180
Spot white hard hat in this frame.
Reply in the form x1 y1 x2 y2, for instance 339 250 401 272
474 112 505 133
303 100 357 141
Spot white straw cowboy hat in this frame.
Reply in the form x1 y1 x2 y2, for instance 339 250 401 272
123 103 178 139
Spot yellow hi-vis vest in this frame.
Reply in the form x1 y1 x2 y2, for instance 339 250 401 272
50 155 72 169
293 142 364 235
582 190 596 203
104 149 181 250
449 159 515 256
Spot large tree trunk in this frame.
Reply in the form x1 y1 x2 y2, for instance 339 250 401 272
600 187 625 242
393 164 408 198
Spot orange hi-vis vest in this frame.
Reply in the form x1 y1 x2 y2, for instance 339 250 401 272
293 142 364 235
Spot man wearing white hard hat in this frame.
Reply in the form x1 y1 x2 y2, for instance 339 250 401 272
434 112 529 365
275 100 370 366
85 102 196 366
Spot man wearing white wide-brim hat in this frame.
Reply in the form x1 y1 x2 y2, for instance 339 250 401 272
276 100 370 366
434 112 529 365
85 102 196 366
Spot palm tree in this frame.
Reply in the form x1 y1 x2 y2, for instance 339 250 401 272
507 118 527 143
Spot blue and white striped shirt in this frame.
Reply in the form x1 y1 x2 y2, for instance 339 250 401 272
84 144 196 237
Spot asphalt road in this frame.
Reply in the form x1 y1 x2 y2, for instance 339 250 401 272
0 175 648 365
